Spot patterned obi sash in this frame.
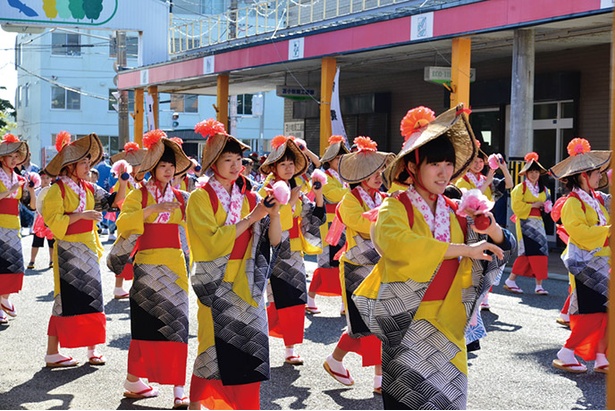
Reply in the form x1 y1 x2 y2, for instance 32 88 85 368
137 223 181 250
0 198 19 216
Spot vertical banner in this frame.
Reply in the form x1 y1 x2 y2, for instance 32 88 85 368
330 67 346 139
145 93 155 131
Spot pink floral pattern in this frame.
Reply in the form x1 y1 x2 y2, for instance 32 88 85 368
356 186 382 210
465 171 486 190
0 167 19 199
525 180 540 198
573 188 607 226
146 180 175 223
60 176 87 212
405 185 451 242
209 177 243 225
326 169 348 188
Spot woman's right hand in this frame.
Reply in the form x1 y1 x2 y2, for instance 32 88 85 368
465 240 504 261
531 201 544 209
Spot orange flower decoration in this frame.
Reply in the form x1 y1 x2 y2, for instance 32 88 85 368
2 133 19 143
142 129 167 150
55 131 72 152
567 138 591 156
400 106 435 140
124 142 140 153
524 152 539 162
328 135 345 145
271 135 289 150
194 119 226 138
353 136 377 152
169 137 183 146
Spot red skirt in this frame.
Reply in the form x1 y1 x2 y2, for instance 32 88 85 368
48 312 106 348
190 376 260 410
128 340 187 385
0 273 23 294
267 303 305 346
337 332 381 366
565 312 608 361
308 267 342 296
511 255 548 280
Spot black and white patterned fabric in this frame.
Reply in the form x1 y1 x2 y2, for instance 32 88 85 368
0 227 24 275
106 234 139 275
561 243 609 315
518 217 548 256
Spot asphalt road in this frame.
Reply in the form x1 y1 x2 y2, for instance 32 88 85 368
0 235 607 410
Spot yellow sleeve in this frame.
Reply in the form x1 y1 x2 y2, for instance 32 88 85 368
322 177 349 204
339 191 372 236
561 197 610 251
455 177 473 191
373 197 449 283
510 183 532 219
116 188 146 238
42 184 70 240
186 188 238 262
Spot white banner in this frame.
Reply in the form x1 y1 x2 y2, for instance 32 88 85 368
145 93 155 131
330 67 346 139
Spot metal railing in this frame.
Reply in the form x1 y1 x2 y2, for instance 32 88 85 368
169 0 477 55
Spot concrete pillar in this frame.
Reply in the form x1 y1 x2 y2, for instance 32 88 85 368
509 29 535 158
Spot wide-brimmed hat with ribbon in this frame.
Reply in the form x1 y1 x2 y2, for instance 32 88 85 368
384 104 477 187
549 138 611 187
136 129 192 181
320 135 350 164
259 135 308 177
518 152 548 176
0 133 29 166
338 136 395 184
194 118 250 171
111 141 147 167
45 131 103 177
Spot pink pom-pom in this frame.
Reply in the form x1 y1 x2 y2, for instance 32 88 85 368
28 172 41 189
457 188 494 218
311 168 327 185
272 180 291 205
487 154 500 170
543 200 553 214
293 137 307 150
111 159 133 177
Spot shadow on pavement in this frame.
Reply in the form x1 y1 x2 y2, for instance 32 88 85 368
322 388 383 410
481 311 522 333
262 364 308 409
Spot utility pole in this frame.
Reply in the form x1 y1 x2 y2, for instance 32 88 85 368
229 0 238 39
115 31 129 147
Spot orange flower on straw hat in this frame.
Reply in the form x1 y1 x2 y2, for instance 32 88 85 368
338 136 395 184
194 118 226 139
549 137 612 180
271 135 289 149
567 138 591 156
400 106 436 140
328 135 345 145
55 131 72 152
143 129 167 150
524 152 539 162
354 136 377 152
196 118 249 172
124 142 140 152
2 133 19 143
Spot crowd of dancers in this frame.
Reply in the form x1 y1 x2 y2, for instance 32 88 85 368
0 103 609 410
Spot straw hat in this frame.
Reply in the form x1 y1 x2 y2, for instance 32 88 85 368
111 142 147 167
320 135 350 164
259 135 308 177
45 132 103 177
135 129 192 181
338 136 395 184
384 104 477 187
549 138 611 181
518 152 548 176
0 133 29 166
194 118 250 171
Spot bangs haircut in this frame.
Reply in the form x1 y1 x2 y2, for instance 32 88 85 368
278 146 297 164
406 135 456 166
158 145 176 167
222 139 245 156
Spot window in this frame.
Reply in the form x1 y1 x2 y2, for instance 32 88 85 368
109 35 139 59
23 83 29 108
237 94 253 115
51 86 81 110
108 89 135 112
95 135 120 156
170 94 198 113
51 33 81 56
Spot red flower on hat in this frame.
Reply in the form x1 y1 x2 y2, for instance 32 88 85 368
328 135 345 145
271 135 289 149
2 133 19 143
354 136 377 152
170 137 183 146
567 138 591 156
524 152 539 162
55 131 72 152
400 106 436 140
194 119 226 138
124 142 140 153
143 129 167 149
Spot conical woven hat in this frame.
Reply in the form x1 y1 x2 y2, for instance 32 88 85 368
111 142 147 167
45 132 102 177
194 118 250 171
338 136 395 184
518 152 548 176
0 134 29 166
320 135 350 164
384 104 477 188
260 136 308 177
549 138 611 180
136 130 192 181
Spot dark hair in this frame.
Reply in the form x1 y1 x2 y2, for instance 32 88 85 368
242 158 253 167
222 139 244 156
526 162 543 173
444 184 462 199
277 146 297 164
158 145 176 167
564 173 582 191
398 135 456 182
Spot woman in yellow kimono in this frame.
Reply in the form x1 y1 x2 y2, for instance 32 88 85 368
187 119 281 410
323 136 394 394
259 135 326 365
549 138 610 374
106 141 147 299
0 133 33 325
306 134 350 314
353 105 515 409
504 152 551 295
43 132 127 367
116 130 192 408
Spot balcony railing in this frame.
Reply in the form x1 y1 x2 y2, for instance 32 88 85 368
169 0 480 56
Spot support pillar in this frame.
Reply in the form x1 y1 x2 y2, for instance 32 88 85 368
509 29 535 158
133 88 144 147
320 57 336 155
450 37 471 108
148 86 159 129
217 74 229 128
